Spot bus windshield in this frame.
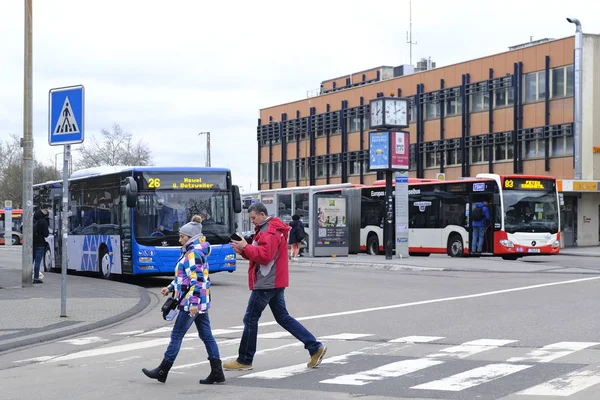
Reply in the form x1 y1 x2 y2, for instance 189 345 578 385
134 190 231 246
503 190 559 234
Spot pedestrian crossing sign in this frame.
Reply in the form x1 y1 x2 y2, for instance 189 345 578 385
48 85 85 146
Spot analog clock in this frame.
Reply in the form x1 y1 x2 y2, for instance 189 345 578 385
384 98 408 127
370 99 384 127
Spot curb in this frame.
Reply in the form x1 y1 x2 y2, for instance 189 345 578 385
0 286 151 353
235 259 445 272
559 252 599 257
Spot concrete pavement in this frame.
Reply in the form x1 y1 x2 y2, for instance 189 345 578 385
0 247 150 352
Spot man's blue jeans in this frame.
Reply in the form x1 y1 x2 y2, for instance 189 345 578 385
33 246 45 280
472 226 486 253
237 288 322 365
164 310 220 364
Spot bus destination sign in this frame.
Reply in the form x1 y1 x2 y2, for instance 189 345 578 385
138 173 227 191
504 178 552 190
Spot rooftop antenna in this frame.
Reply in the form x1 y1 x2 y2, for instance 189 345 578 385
406 0 417 65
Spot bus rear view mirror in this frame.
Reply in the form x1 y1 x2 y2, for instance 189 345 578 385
232 185 242 214
121 177 138 208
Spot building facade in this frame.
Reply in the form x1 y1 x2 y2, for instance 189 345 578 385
256 35 600 247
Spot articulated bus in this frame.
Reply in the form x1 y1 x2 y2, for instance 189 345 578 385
33 166 242 279
321 174 561 260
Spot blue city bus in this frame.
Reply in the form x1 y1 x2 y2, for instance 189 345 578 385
33 166 242 279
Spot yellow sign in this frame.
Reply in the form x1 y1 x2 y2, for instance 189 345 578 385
504 179 514 188
172 178 214 190
520 180 545 189
573 181 598 191
594 147 600 153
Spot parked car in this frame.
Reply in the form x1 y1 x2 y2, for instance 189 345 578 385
0 231 23 245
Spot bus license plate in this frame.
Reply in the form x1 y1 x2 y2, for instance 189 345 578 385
528 248 541 253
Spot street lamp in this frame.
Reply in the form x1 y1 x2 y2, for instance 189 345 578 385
567 17 583 180
198 132 211 167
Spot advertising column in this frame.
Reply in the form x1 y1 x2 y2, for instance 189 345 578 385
395 172 409 258
4 201 12 247
313 195 348 257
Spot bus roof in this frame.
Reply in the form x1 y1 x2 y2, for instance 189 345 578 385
34 166 232 186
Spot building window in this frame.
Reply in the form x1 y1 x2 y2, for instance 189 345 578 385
446 89 462 116
551 65 575 98
494 87 514 108
260 163 269 183
298 158 307 179
272 162 281 182
425 151 440 168
330 161 340 177
494 142 514 161
409 98 417 123
524 71 546 103
409 144 417 171
425 100 440 120
286 160 295 181
348 160 361 175
551 125 574 157
470 143 490 164
347 116 360 132
522 128 545 160
316 158 325 178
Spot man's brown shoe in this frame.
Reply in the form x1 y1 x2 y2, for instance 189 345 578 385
223 360 253 371
307 345 327 368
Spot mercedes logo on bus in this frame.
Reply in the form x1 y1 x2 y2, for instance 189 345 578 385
531 241 537 246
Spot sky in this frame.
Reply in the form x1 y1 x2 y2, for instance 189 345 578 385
1 0 599 192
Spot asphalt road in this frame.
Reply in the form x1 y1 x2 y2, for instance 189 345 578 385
1 252 600 400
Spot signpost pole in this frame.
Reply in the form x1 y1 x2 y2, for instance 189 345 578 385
385 170 394 260
22 0 33 287
61 145 70 317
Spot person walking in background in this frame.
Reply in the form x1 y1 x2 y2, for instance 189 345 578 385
142 215 225 385
32 205 50 284
226 202 327 371
471 200 490 254
288 214 305 261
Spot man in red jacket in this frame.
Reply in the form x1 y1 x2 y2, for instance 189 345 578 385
226 202 327 371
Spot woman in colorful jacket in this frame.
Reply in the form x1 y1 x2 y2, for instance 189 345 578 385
142 215 225 385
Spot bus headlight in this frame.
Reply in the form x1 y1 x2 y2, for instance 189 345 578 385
138 257 153 263
224 254 236 260
552 240 560 248
499 240 514 248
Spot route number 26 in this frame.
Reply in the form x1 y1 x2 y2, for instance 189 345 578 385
148 178 161 188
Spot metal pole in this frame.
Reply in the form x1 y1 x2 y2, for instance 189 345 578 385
206 132 211 167
21 0 33 287
567 17 583 180
61 144 70 317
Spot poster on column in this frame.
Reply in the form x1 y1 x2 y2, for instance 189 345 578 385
395 171 409 258
369 131 390 170
314 195 348 257
391 131 410 170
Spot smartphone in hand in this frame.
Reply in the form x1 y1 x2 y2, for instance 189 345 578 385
230 233 243 242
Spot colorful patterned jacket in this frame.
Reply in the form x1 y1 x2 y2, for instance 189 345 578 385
167 235 211 312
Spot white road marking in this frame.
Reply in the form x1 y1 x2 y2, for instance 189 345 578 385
427 339 518 359
136 327 172 336
231 276 600 329
43 338 174 363
507 341 600 363
412 363 532 391
389 336 445 343
319 333 374 340
14 356 56 363
240 353 360 380
518 365 600 396
58 336 108 346
257 332 292 339
115 356 141 362
113 330 144 336
321 358 444 386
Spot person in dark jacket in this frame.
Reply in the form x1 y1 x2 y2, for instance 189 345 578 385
226 202 327 371
288 214 304 261
33 207 50 283
471 200 490 254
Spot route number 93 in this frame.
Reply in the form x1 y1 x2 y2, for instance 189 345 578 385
148 178 161 188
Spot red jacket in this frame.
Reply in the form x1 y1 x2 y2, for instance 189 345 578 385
242 217 290 290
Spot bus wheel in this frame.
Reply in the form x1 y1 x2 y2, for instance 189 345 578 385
43 246 54 272
447 234 464 257
98 247 112 279
502 255 519 261
12 235 20 245
367 235 379 256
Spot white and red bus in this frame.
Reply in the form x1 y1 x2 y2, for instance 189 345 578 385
0 208 23 232
319 174 561 260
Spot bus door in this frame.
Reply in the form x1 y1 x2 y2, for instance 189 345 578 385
469 195 495 254
51 191 62 269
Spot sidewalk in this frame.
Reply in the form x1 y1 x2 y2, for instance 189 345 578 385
560 246 600 257
0 254 150 353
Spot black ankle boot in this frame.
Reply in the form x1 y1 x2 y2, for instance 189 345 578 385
142 359 173 383
199 359 225 384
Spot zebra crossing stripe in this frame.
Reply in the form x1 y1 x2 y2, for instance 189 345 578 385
426 339 518 359
518 365 600 396
389 336 445 343
241 353 360 380
321 358 445 386
412 363 532 391
507 341 600 363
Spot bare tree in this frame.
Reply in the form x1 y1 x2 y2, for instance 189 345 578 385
75 123 153 169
